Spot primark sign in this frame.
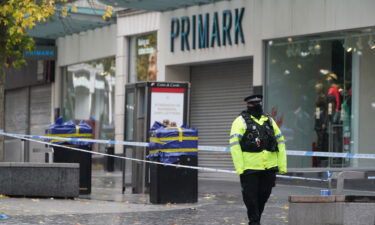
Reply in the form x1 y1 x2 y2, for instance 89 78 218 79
170 8 245 52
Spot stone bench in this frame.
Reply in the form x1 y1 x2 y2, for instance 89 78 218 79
0 162 79 198
289 195 375 225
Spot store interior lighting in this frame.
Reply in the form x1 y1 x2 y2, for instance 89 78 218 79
319 69 337 81
300 51 310 57
319 69 329 75
281 31 375 58
343 38 352 52
314 42 321 51
100 71 109 76
307 41 321 56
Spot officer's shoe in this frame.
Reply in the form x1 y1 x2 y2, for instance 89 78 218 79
249 221 260 225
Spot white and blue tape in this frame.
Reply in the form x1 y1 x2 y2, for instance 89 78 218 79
277 175 327 182
0 130 373 182
0 131 236 174
286 150 375 159
1 131 375 159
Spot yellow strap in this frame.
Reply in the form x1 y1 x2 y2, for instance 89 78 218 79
149 148 198 154
161 127 184 142
177 127 183 142
75 125 79 135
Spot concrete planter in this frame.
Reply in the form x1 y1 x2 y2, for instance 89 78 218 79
289 195 375 225
0 162 79 198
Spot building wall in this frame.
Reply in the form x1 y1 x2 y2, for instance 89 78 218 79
155 0 375 167
159 0 375 86
56 24 117 67
158 0 254 81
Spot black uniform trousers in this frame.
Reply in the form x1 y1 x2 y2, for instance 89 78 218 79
240 169 276 225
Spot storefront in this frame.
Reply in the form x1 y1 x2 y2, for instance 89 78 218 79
156 1 255 171
55 24 117 154
112 0 375 169
265 30 375 168
155 0 375 169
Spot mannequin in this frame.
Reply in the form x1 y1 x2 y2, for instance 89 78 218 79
314 83 328 166
327 83 341 122
326 83 344 160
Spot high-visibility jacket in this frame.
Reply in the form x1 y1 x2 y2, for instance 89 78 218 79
229 114 287 175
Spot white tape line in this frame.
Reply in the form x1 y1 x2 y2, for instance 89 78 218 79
0 131 148 147
1 132 236 174
277 175 327 182
199 145 229 152
1 131 375 159
286 150 375 159
368 176 375 180
0 132 336 182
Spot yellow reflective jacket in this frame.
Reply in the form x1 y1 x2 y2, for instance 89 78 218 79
229 114 287 175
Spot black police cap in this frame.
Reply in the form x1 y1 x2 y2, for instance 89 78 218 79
244 94 263 103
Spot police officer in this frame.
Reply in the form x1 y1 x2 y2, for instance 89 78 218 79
229 94 287 225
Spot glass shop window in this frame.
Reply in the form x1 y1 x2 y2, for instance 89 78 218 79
62 57 116 152
266 30 375 168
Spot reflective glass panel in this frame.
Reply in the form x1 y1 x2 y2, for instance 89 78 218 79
265 35 360 168
62 57 116 151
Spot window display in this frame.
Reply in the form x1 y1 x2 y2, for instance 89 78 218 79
266 30 375 168
265 36 354 168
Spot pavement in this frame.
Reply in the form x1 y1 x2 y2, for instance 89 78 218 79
1 169 375 225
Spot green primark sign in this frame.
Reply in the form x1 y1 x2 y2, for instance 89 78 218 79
170 8 245 52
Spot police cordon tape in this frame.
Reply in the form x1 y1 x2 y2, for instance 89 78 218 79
1 130 375 159
1 131 235 175
0 130 334 182
3 131 375 182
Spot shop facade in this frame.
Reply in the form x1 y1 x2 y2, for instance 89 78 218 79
153 0 375 169
265 31 374 168
55 24 117 155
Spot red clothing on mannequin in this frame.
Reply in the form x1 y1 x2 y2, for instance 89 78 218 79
327 84 340 111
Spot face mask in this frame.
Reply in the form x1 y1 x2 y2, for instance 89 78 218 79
247 103 263 118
